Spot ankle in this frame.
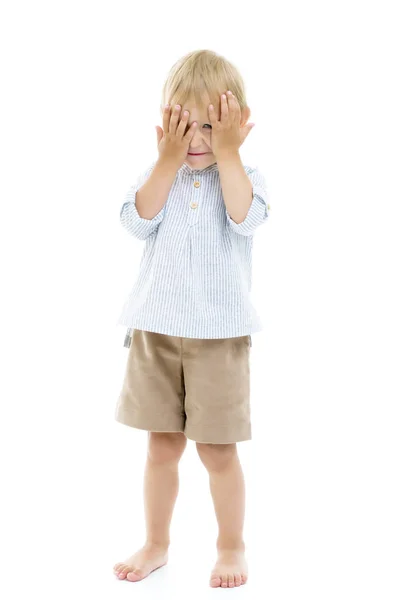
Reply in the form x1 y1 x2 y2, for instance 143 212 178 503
216 539 245 553
144 539 170 552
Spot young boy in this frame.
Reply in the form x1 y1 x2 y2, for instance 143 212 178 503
113 50 270 588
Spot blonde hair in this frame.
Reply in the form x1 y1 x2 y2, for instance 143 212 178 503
160 49 248 115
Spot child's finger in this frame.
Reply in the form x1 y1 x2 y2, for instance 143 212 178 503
208 103 217 127
227 91 239 122
184 120 198 141
176 109 189 138
220 93 228 122
169 105 181 134
155 125 164 146
162 104 170 134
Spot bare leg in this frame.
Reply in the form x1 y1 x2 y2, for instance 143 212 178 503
196 442 248 588
114 432 187 582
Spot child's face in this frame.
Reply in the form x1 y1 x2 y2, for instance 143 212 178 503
180 94 221 169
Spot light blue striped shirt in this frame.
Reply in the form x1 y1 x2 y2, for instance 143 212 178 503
117 160 270 339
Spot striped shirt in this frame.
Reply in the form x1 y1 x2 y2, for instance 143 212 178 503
117 159 270 339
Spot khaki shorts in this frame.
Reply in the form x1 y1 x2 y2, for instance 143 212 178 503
115 329 252 444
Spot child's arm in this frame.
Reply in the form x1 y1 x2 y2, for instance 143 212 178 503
135 157 179 220
120 158 178 241
217 151 270 237
217 150 253 223
208 91 269 236
121 104 198 239
134 103 197 221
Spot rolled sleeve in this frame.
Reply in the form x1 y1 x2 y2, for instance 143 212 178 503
119 162 166 240
226 166 270 236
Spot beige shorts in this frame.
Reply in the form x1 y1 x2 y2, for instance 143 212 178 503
115 329 252 444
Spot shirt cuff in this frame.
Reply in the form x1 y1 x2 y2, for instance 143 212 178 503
120 185 165 240
226 185 270 236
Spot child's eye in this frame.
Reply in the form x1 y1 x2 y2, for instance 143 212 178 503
185 124 212 134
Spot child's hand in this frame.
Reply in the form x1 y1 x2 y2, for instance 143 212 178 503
155 105 198 169
208 91 254 158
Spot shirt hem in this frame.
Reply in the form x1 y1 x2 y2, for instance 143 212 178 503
116 316 263 339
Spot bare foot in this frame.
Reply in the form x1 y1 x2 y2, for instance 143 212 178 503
210 548 248 588
113 544 168 582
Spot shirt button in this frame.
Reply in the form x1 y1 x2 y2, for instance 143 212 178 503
194 181 201 188
190 202 198 209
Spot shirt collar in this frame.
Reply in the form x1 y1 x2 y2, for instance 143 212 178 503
179 161 219 176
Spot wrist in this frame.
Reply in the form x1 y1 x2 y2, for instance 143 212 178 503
156 156 181 174
215 149 241 163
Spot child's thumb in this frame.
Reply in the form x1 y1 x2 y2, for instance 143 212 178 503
155 126 163 146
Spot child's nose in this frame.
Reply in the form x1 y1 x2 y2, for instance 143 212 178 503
191 128 205 145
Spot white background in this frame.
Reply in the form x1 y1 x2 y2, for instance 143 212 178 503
1 0 399 598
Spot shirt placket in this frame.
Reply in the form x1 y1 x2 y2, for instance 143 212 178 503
187 176 202 226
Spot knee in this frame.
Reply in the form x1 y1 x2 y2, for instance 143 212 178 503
147 432 187 465
196 442 237 472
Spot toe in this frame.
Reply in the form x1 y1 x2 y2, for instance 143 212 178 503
127 568 144 582
228 574 235 588
241 573 248 584
234 573 242 586
118 566 130 579
221 574 228 588
210 575 222 588
114 563 125 574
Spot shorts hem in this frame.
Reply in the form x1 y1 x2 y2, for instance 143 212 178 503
115 407 184 434
184 431 252 444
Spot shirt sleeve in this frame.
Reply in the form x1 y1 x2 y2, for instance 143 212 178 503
119 161 166 240
226 166 270 236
